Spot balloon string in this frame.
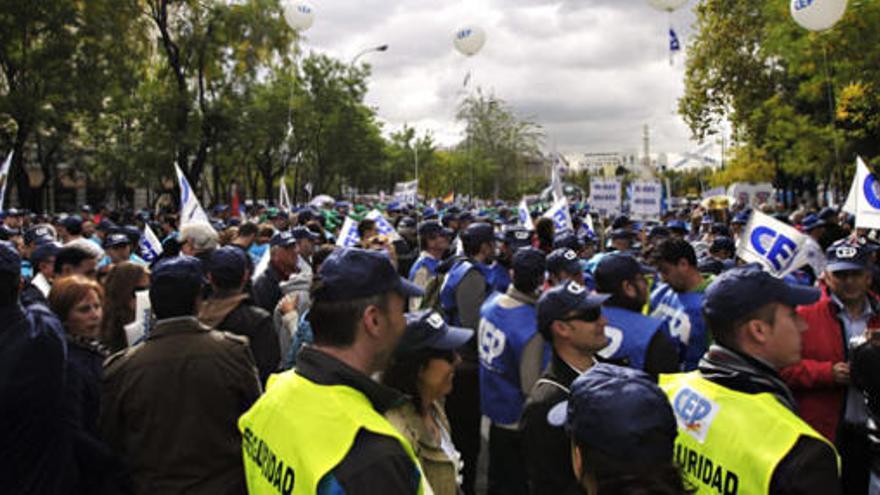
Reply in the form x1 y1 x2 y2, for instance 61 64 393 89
822 41 842 200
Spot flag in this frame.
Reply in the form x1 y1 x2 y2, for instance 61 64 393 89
550 153 566 202
252 247 271 282
518 198 534 231
394 180 419 205
791 237 827 277
443 191 455 204
850 157 880 229
669 29 681 52
736 210 810 278
543 198 573 234
279 179 292 211
174 164 210 227
336 216 361 247
139 223 164 263
366 210 401 241
0 152 12 211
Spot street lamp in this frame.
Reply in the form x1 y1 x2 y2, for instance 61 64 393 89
350 44 389 66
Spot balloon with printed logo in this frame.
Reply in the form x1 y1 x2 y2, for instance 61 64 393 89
453 26 486 57
790 0 847 31
283 1 315 32
647 0 689 12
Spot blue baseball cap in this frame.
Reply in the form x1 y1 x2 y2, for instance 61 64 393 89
553 232 582 251
291 226 319 242
703 265 820 328
500 226 532 249
104 233 131 249
461 222 495 245
0 240 21 274
396 310 474 353
31 242 62 265
802 214 826 232
537 280 610 337
61 215 83 231
818 207 837 221
0 225 20 240
594 253 653 293
151 255 205 286
547 248 582 276
547 363 677 465
419 221 452 238
24 225 55 245
665 220 689 233
315 248 424 302
826 238 872 272
208 246 248 286
647 225 670 240
732 211 751 225
270 231 297 248
709 236 735 254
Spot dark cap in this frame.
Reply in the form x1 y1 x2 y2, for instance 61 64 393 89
553 232 582 251
291 226 319 242
104 233 131 248
537 281 610 337
24 225 54 245
547 248 582 276
826 238 872 272
208 246 248 286
665 220 689 233
611 215 631 230
31 242 62 265
732 212 750 225
151 255 204 286
818 207 837 221
548 363 676 465
594 253 653 293
610 228 634 240
61 215 83 231
419 221 452 238
647 225 670 240
96 219 116 232
315 248 424 302
703 265 820 328
512 247 546 279
802 214 826 232
0 225 19 240
461 222 495 245
396 310 474 354
709 236 735 254
0 240 21 274
398 217 417 229
501 226 532 250
270 231 297 248
710 223 731 237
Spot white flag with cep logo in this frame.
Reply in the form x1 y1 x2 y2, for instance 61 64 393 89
543 198 573 234
174 164 211 227
518 198 534 231
336 216 361 248
852 157 880 229
139 223 164 263
736 210 809 278
365 210 401 241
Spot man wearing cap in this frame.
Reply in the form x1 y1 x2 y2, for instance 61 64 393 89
781 238 878 494
253 231 300 313
58 215 85 244
802 213 826 245
521 280 609 495
649 238 713 371
488 225 533 295
21 241 61 306
478 247 548 495
0 240 77 494
659 265 840 494
594 253 679 374
546 247 586 288
551 364 685 495
200 246 281 384
239 248 430 494
393 217 418 279
408 221 452 311
101 256 261 495
439 222 496 495
292 226 319 269
697 236 736 275
819 207 848 250
103 233 134 266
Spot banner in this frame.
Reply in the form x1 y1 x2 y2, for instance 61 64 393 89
0 152 11 210
174 164 211 227
394 180 418 205
139 223 164 263
279 179 292 212
727 182 775 208
736 210 810 278
629 181 663 219
851 157 880 229
543 198 573 234
590 179 621 217
336 216 361 247
366 210 401 241
518 198 534 231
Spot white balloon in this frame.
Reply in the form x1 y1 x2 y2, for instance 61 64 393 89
791 0 847 32
453 26 486 57
647 0 689 13
283 1 315 32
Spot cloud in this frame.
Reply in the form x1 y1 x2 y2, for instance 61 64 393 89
304 0 705 157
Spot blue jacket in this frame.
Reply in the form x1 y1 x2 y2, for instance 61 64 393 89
649 283 709 371
486 262 511 294
408 253 441 281
439 259 490 326
598 305 669 371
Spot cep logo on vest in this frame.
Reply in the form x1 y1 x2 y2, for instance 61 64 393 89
478 320 506 368
673 387 720 444
750 226 797 272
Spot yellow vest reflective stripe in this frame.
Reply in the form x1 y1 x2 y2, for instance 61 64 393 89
659 372 839 495
238 370 427 495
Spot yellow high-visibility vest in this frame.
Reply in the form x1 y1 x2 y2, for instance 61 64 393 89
239 370 428 495
659 372 839 495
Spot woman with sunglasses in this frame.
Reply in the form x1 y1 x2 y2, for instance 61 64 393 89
383 310 474 495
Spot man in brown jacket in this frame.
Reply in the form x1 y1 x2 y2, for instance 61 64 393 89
100 255 261 495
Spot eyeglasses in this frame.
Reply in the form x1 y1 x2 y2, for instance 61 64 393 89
561 307 602 323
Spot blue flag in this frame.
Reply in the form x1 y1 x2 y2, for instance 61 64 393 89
669 29 681 52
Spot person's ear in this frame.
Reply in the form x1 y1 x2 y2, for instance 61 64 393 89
622 279 637 299
742 318 771 345
362 304 383 339
551 320 571 341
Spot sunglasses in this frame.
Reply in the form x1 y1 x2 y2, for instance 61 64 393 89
561 307 602 323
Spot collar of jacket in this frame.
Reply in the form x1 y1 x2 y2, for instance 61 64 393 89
698 344 798 411
546 350 584 390
296 345 406 414
148 316 210 340
505 286 538 306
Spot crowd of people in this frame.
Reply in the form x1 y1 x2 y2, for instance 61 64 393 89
1 196 879 494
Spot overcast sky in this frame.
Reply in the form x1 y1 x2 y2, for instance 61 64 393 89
303 0 706 159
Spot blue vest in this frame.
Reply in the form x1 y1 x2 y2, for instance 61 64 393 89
598 305 667 370
486 263 511 294
649 284 708 371
440 260 489 325
478 293 549 424
408 254 440 281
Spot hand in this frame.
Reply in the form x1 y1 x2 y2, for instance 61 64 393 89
278 293 299 316
832 362 850 385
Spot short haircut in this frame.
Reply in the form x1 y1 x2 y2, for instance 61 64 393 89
357 219 376 239
0 272 19 306
535 217 555 246
513 266 543 295
706 302 777 350
308 283 389 348
180 223 219 252
54 245 95 275
651 238 697 267
49 275 104 323
238 222 258 238
258 224 275 239
150 276 201 319
462 236 486 257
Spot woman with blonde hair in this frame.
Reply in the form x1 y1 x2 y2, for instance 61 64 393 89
100 261 150 353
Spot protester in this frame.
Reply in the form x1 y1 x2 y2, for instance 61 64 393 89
179 222 219 265
55 244 100 280
100 261 150 353
550 363 688 495
851 325 880 495
383 310 473 495
239 248 429 494
100 256 261 494
546 247 585 287
521 280 609 495
253 230 300 313
661 265 840 494
21 240 60 306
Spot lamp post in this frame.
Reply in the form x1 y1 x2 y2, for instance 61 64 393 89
350 44 389 66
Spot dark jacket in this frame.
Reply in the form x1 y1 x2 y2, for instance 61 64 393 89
0 303 73 495
700 345 840 495
100 316 261 495
252 265 283 313
851 339 880 474
521 351 583 495
199 292 281 384
296 346 423 494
